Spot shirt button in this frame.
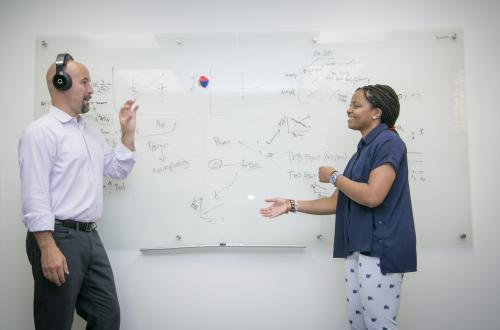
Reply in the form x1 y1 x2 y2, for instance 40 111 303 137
378 220 382 224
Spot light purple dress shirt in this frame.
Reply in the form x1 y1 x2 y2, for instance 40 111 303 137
18 106 137 232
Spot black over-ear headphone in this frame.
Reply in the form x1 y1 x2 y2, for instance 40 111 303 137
53 53 74 91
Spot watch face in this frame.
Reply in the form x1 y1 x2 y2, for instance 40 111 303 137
330 172 341 186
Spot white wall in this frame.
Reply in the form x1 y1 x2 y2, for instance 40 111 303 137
1 0 499 329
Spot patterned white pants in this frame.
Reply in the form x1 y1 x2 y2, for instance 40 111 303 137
344 252 404 330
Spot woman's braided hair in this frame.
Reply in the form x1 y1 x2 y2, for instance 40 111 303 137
357 84 400 130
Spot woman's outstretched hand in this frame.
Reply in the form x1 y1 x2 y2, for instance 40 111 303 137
260 198 289 218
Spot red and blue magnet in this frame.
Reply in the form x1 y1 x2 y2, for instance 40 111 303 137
198 75 209 88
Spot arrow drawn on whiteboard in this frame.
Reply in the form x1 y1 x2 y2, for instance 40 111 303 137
237 140 263 154
136 122 177 139
236 140 280 160
214 172 238 199
202 202 224 215
198 198 224 222
266 129 280 144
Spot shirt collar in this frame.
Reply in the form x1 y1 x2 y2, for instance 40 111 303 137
358 123 388 148
50 105 85 125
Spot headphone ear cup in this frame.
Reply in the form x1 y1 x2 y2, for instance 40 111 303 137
53 72 72 90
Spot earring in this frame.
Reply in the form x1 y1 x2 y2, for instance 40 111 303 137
372 116 377 120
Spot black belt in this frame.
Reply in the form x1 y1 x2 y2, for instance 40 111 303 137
55 219 97 232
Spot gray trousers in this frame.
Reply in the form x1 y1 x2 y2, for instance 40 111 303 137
345 252 403 330
26 224 120 330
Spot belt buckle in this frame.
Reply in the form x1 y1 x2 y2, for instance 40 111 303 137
84 222 97 232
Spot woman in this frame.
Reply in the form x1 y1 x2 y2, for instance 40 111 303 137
260 84 417 330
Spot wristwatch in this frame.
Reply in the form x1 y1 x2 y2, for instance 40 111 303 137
329 171 343 187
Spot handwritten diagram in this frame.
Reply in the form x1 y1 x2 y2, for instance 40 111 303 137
34 30 470 248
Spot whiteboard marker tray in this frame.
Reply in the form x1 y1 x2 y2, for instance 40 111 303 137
140 243 306 253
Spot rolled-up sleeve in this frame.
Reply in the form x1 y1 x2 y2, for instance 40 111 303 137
103 142 137 179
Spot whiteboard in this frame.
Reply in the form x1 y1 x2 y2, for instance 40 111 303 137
34 30 472 248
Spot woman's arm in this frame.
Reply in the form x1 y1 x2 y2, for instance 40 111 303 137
320 164 396 208
260 190 338 218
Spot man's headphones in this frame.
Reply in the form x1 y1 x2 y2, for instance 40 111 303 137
53 53 74 91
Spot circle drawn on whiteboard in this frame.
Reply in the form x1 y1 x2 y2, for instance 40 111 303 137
208 159 223 169
198 75 209 88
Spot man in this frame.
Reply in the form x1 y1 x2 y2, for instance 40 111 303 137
18 53 138 330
